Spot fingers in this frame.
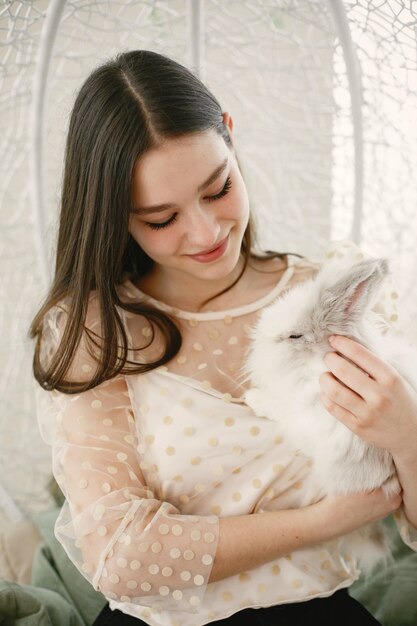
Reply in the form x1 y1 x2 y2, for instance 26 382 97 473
334 486 402 519
320 370 363 415
329 486 402 514
321 337 406 444
328 335 399 387
323 350 378 402
315 487 402 539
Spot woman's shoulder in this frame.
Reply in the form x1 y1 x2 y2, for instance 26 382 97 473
38 292 103 384
245 251 316 303
270 239 368 291
41 292 101 344
319 239 369 266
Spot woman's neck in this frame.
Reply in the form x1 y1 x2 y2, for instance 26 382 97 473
135 255 288 313
137 256 247 312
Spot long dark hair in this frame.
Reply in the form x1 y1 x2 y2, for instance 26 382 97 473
31 50 287 394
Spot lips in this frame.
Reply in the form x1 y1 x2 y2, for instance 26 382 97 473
186 235 229 263
196 237 228 256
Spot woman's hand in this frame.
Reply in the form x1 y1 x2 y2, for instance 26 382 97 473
318 334 417 461
319 334 417 529
311 488 402 541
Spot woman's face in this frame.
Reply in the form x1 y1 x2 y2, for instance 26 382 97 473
129 127 250 288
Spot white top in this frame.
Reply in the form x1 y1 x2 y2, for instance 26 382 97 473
36 239 417 626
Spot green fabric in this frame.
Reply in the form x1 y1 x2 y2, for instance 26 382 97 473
31 509 106 626
0 508 106 626
351 516 417 625
0 579 81 626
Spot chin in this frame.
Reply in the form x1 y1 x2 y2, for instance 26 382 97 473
203 252 241 281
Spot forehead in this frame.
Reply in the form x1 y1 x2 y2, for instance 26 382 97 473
131 130 229 201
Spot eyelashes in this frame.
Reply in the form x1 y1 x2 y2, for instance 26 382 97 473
146 213 178 231
207 176 232 202
146 176 233 231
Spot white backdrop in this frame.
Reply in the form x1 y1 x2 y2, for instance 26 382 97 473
0 0 416 530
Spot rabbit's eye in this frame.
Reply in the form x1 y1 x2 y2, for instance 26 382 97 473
289 334 303 339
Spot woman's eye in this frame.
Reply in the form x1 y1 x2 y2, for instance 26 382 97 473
146 214 178 231
144 176 232 230
206 176 232 202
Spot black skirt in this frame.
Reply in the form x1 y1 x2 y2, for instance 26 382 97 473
92 589 381 625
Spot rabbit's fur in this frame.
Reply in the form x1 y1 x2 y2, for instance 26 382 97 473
245 257 417 572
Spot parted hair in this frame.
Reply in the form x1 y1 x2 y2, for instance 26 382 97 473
30 50 287 394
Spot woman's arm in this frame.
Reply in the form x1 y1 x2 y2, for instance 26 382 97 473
210 487 400 583
319 334 417 529
42 375 222 610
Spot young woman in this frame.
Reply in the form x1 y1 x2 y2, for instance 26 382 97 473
32 50 417 626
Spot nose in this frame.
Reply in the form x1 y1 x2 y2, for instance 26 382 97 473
185 205 221 251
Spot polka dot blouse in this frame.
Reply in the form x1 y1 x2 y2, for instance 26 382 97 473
36 240 417 626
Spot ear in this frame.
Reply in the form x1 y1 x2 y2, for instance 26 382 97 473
222 111 234 136
314 258 389 334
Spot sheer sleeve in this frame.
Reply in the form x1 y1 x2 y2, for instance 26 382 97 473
36 304 220 614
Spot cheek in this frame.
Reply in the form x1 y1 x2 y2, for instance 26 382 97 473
237 175 250 212
129 221 175 259
226 180 249 223
236 192 250 229
128 219 146 249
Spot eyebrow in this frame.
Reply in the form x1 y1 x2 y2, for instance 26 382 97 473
131 157 229 215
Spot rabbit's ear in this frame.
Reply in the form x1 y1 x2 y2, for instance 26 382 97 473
315 258 389 334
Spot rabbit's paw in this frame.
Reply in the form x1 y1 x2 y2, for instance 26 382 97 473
244 388 270 417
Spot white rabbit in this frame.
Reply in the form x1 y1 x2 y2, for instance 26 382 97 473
245 257 417 572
